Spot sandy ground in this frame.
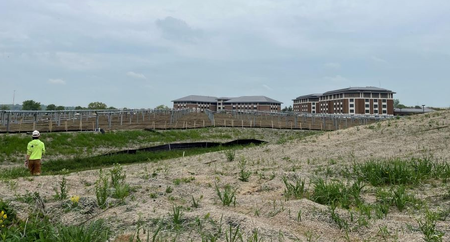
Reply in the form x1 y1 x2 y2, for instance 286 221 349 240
1 111 450 241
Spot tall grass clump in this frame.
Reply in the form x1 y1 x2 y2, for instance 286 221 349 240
95 170 109 209
215 184 237 206
282 176 307 199
353 158 450 186
311 179 364 209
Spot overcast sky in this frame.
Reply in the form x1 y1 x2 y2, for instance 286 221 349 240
1 0 449 108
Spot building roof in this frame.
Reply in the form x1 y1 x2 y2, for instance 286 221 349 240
293 93 322 101
394 108 435 114
172 95 218 103
224 96 282 104
323 87 395 95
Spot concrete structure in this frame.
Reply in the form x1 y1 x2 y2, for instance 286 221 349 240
173 95 282 112
293 87 395 116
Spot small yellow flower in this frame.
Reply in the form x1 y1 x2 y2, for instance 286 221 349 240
2 214 6 219
70 195 80 204
0 211 4 216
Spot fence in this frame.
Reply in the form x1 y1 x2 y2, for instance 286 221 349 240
0 109 390 133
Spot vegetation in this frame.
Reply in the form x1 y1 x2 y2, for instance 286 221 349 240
88 101 108 109
22 100 41 110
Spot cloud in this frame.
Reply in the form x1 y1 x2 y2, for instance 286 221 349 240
48 79 66 85
324 75 349 83
262 84 272 91
127 71 147 80
156 16 203 42
324 62 341 69
371 56 388 63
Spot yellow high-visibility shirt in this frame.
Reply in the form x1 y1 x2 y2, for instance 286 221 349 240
27 139 45 160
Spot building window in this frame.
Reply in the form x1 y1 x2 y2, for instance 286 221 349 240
350 109 354 113
382 105 387 109
365 110 370 114
383 110 387 114
350 104 354 108
365 104 370 108
373 99 378 103
374 110 379 114
350 99 354 102
382 99 387 103
374 104 378 109
365 99 369 102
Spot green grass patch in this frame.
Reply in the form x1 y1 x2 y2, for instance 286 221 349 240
352 158 450 186
0 145 247 180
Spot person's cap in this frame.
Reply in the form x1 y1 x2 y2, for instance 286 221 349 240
32 130 40 137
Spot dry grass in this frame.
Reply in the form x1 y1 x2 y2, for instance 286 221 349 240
1 111 450 241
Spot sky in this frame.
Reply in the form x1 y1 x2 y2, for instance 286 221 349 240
1 0 449 108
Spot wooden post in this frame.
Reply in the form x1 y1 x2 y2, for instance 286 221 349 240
65 121 68 132
33 121 36 131
271 120 274 129
92 122 95 131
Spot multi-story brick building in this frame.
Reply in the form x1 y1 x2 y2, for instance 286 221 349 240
172 95 282 112
293 94 321 113
293 87 395 116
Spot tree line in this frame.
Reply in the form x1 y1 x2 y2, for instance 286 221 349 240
0 100 170 111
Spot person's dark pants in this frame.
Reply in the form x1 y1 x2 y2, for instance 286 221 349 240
28 159 41 175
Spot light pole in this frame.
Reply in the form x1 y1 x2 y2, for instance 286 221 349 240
422 104 425 113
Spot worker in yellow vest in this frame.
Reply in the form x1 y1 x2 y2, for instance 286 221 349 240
25 130 46 176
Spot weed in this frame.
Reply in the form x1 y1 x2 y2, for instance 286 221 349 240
329 205 349 230
418 210 445 242
192 195 202 208
224 149 236 162
95 170 109 209
166 186 173 194
110 163 126 187
215 183 237 206
225 224 242 242
171 206 184 226
282 176 307 199
53 176 69 200
238 157 251 182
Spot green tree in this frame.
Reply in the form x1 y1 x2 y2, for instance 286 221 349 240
155 105 169 110
75 106 84 110
46 104 56 110
56 106 65 110
108 106 117 110
88 102 107 109
0 105 10 110
22 100 42 110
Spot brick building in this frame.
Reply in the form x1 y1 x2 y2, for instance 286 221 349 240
293 87 395 116
172 95 282 112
